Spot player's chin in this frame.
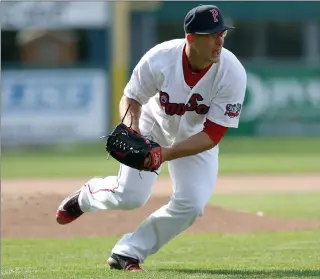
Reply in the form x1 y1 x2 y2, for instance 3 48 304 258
210 56 220 63
210 52 221 63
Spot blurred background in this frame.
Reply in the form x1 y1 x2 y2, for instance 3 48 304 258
1 1 320 177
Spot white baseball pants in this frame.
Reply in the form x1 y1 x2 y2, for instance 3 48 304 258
78 114 219 263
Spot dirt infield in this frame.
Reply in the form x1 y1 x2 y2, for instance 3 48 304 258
2 175 320 238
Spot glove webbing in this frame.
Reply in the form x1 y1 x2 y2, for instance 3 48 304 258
101 104 132 160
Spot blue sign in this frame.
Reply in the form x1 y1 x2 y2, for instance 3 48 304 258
2 70 97 116
1 69 109 146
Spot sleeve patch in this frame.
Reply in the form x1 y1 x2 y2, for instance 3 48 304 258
224 103 242 118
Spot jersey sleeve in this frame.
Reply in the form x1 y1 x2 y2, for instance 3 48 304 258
124 54 159 105
207 67 247 128
203 119 229 144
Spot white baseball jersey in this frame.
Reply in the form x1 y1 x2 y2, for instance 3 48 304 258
78 40 246 267
124 39 247 144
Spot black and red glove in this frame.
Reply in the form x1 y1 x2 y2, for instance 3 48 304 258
104 123 162 172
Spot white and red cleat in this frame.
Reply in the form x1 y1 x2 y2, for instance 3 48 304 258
107 253 143 272
56 190 84 225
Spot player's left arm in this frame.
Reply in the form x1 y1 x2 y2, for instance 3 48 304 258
161 127 225 161
162 67 247 162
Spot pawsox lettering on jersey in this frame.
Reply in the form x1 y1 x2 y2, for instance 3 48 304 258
159 92 209 116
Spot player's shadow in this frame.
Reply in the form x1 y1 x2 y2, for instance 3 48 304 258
158 268 320 278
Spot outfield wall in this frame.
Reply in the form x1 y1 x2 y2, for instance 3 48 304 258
2 69 110 147
230 65 320 136
2 65 320 147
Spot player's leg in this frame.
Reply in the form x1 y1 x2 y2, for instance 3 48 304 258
110 146 219 263
79 164 160 212
56 112 166 224
56 164 159 224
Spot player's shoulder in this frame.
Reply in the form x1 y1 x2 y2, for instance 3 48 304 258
220 48 247 81
142 39 185 68
148 39 185 57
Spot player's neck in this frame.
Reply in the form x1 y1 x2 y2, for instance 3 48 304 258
185 44 212 73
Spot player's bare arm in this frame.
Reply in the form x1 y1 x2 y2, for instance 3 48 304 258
161 131 216 162
119 96 142 133
161 119 228 162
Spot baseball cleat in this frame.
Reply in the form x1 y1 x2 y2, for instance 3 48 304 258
56 190 84 225
107 253 143 272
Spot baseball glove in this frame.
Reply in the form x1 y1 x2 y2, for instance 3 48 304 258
103 123 162 173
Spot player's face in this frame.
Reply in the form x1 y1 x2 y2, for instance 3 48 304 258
192 31 226 63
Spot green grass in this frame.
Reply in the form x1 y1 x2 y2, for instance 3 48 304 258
2 155 113 179
2 231 320 279
218 154 320 174
3 137 320 278
209 192 320 220
218 136 320 155
3 154 320 179
4 136 319 156
2 137 320 178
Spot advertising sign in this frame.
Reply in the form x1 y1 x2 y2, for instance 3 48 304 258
230 66 320 136
1 2 110 30
2 69 109 146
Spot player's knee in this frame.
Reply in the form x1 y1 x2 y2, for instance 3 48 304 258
116 192 148 210
122 198 146 210
189 204 204 217
170 199 204 217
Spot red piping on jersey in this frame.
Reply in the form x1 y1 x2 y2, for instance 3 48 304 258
85 165 124 194
203 119 228 145
86 181 119 194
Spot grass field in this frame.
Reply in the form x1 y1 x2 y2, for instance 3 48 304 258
2 137 320 278
2 231 320 279
3 192 320 279
2 137 320 178
209 193 320 220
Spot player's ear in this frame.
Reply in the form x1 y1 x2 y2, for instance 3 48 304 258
186 33 193 44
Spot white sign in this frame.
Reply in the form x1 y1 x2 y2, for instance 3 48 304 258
1 2 110 30
2 69 109 146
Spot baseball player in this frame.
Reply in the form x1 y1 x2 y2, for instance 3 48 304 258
56 4 247 272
